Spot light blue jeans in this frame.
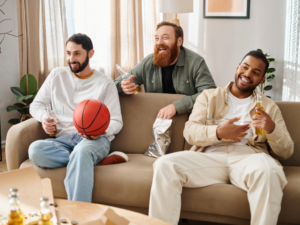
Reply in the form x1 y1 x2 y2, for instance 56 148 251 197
28 133 110 203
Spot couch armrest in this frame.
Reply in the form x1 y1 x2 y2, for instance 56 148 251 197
6 118 48 171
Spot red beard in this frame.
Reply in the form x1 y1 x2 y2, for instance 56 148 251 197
153 41 179 67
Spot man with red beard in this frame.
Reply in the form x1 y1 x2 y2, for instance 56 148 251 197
114 21 216 118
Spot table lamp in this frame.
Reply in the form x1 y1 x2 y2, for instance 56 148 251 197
159 0 193 26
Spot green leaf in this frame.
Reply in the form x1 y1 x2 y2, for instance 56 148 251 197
13 103 29 108
32 89 39 95
20 74 38 95
8 118 20 124
7 106 17 112
15 95 33 102
264 85 273 91
264 53 270 57
6 104 29 112
267 74 275 82
257 49 263 53
267 58 275 62
11 87 25 96
267 68 276 73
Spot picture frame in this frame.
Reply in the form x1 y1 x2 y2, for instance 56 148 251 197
203 0 250 19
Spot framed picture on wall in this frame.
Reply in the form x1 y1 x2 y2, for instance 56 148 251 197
203 0 250 19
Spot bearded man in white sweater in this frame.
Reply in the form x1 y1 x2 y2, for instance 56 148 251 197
28 33 124 202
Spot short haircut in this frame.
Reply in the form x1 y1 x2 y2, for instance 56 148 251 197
241 51 269 76
156 21 184 46
66 33 93 52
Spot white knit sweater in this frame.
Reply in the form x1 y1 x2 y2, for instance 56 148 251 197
30 67 123 141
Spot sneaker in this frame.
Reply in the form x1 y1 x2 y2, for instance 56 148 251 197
99 151 128 166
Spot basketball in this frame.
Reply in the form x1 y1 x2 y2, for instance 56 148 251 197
73 99 110 136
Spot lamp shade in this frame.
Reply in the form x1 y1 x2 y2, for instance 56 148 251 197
159 0 193 13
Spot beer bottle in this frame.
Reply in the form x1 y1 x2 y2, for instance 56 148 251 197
7 194 23 225
38 197 53 225
255 92 266 135
9 189 24 222
115 64 141 94
46 104 57 137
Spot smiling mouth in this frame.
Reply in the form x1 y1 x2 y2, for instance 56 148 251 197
239 76 252 85
71 63 79 67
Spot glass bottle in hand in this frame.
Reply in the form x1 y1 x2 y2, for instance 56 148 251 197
255 92 266 135
46 104 57 137
115 64 141 93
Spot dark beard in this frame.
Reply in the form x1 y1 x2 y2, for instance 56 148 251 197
153 40 179 67
68 54 89 73
235 74 256 92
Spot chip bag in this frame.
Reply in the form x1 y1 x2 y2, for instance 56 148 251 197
144 118 172 158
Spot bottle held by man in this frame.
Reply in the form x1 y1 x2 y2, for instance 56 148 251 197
115 64 141 93
38 197 53 225
255 92 266 135
7 193 23 225
46 105 57 137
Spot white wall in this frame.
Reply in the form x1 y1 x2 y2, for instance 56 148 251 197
166 0 286 100
0 0 20 146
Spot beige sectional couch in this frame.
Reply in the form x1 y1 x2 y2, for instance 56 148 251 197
6 93 300 224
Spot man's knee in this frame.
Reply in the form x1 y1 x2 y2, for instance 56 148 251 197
70 145 90 160
153 154 180 174
247 154 286 187
28 140 47 162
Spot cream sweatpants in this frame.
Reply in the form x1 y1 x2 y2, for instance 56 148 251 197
149 145 287 225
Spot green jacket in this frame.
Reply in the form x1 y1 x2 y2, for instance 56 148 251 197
114 46 216 115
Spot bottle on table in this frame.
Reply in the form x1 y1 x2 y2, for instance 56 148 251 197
38 197 53 225
7 193 24 225
9 188 24 221
46 104 57 137
115 64 141 94
255 92 266 135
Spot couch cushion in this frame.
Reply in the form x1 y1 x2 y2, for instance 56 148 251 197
111 93 188 154
20 157 300 224
20 154 156 207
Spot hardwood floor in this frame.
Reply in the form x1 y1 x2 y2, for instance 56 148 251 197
0 148 7 173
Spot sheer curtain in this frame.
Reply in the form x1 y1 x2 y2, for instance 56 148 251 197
39 0 68 85
282 0 300 101
16 0 40 81
65 0 112 76
65 0 160 79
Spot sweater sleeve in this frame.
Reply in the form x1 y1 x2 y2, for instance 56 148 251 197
29 71 54 122
103 81 123 137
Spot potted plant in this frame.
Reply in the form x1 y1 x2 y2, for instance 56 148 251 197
257 49 275 97
6 74 38 125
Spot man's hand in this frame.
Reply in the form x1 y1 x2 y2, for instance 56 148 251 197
157 104 177 119
252 107 275 134
42 117 59 135
121 75 137 95
80 132 107 140
216 117 250 142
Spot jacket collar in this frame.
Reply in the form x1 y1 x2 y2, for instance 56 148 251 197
176 47 185 66
224 82 258 102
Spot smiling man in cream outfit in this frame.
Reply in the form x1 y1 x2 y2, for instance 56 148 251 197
149 50 294 225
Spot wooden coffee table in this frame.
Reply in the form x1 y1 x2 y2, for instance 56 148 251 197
54 199 170 225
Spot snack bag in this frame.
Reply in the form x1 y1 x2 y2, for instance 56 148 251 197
144 118 172 158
